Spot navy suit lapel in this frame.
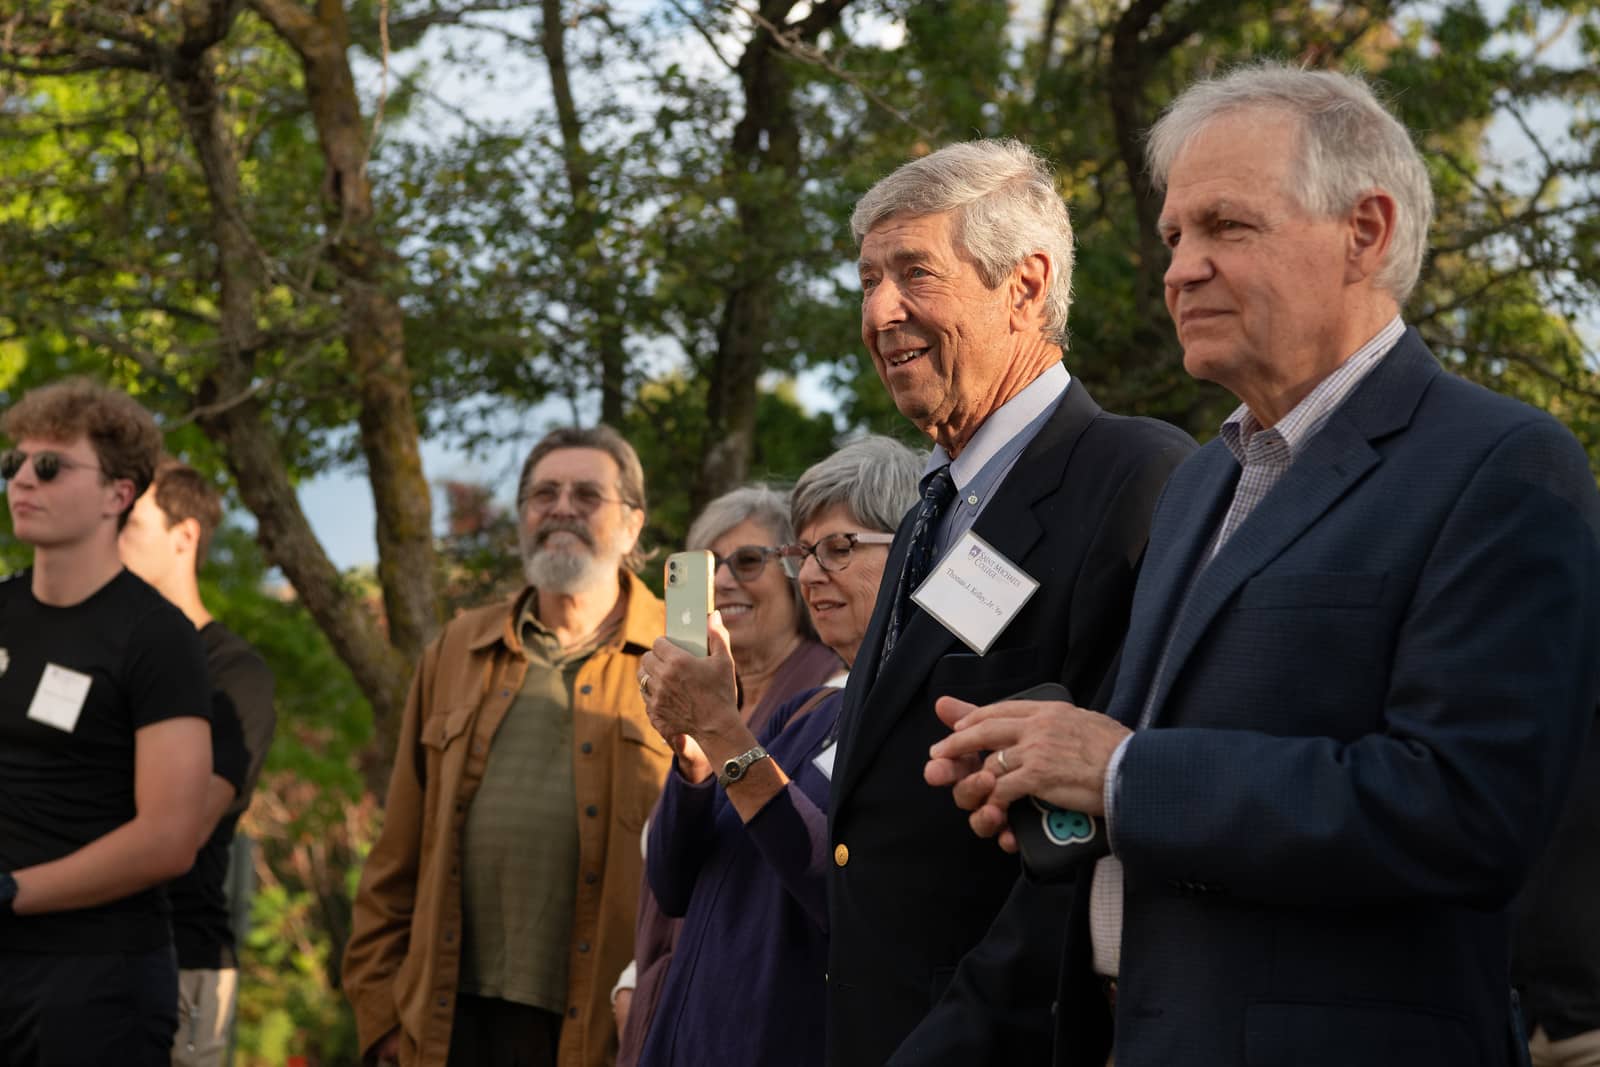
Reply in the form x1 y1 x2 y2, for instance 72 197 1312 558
832 382 1101 806
1108 444 1238 727
1138 332 1439 727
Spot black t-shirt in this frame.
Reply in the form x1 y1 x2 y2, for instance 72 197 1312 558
168 622 276 969
0 568 212 953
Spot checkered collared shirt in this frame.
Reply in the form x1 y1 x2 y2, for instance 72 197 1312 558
1208 315 1406 558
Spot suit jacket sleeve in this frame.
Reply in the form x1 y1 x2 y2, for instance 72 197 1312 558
342 642 437 1056
1064 438 1196 708
1115 418 1600 906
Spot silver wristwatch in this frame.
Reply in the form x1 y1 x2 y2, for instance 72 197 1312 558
717 745 770 788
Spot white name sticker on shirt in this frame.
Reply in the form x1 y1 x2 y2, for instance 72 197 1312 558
26 663 94 733
813 741 837 780
912 530 1040 655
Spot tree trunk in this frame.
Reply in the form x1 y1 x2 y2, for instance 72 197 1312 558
539 0 628 425
691 0 851 512
166 0 414 790
1105 0 1183 398
251 0 441 767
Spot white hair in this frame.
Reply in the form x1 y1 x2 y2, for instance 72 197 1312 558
1146 62 1435 302
851 139 1075 345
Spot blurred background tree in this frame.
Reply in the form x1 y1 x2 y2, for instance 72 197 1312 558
3 0 1598 1062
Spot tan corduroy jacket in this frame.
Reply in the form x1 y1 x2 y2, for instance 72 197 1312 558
343 573 671 1067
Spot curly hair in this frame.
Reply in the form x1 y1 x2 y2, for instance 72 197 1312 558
2 378 164 526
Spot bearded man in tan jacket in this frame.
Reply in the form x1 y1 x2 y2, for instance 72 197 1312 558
344 426 672 1067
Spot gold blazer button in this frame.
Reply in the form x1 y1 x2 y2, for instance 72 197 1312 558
833 843 849 867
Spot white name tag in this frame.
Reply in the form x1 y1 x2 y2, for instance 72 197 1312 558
26 663 94 733
912 530 1040 655
812 741 838 780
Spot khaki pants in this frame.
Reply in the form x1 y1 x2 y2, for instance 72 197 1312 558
1531 1026 1600 1067
172 967 239 1067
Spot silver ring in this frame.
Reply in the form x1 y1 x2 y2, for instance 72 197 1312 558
996 748 1011 774
638 672 651 697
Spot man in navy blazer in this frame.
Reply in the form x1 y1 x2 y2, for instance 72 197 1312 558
826 140 1195 1067
928 64 1600 1067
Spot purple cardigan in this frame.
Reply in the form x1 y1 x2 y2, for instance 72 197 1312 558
637 686 842 1067
617 640 840 1067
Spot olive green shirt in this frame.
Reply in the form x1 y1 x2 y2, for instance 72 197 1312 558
458 597 617 1013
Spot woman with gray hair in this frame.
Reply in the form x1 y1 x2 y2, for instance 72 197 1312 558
632 436 921 1067
614 483 839 1066
683 484 840 734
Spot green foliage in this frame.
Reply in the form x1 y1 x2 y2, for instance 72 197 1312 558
622 377 844 592
437 478 525 614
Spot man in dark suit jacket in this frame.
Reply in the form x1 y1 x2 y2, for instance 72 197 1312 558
828 139 1195 1067
927 65 1600 1067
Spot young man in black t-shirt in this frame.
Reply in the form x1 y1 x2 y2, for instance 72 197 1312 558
120 458 278 1067
0 379 213 1067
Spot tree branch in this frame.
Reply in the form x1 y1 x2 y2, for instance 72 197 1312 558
727 0 933 140
665 0 737 72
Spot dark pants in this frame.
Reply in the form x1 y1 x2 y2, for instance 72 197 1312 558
447 994 562 1067
0 946 178 1067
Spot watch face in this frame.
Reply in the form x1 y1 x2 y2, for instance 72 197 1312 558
722 759 743 780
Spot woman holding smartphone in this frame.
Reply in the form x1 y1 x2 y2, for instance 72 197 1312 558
633 436 921 1067
614 484 839 1066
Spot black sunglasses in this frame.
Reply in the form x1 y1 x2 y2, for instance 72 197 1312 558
0 448 105 483
714 545 786 583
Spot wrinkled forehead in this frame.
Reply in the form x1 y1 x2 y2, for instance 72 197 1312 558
528 446 622 487
858 210 962 266
1158 110 1303 220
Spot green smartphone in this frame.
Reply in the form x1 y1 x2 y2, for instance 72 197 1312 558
664 550 715 657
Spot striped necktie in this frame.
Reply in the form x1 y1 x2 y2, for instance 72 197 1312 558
879 463 956 667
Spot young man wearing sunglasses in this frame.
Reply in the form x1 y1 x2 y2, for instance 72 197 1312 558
0 378 213 1067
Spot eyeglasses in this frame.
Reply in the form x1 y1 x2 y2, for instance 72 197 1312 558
0 448 105 484
520 480 634 515
714 545 785 583
779 531 895 578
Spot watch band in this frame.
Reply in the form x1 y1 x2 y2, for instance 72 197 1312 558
0 871 17 916
717 745 770 788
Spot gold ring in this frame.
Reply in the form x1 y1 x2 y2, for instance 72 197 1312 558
996 748 1011 774
638 672 651 697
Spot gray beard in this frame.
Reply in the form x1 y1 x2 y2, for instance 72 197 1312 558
523 546 611 594
519 522 615 594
